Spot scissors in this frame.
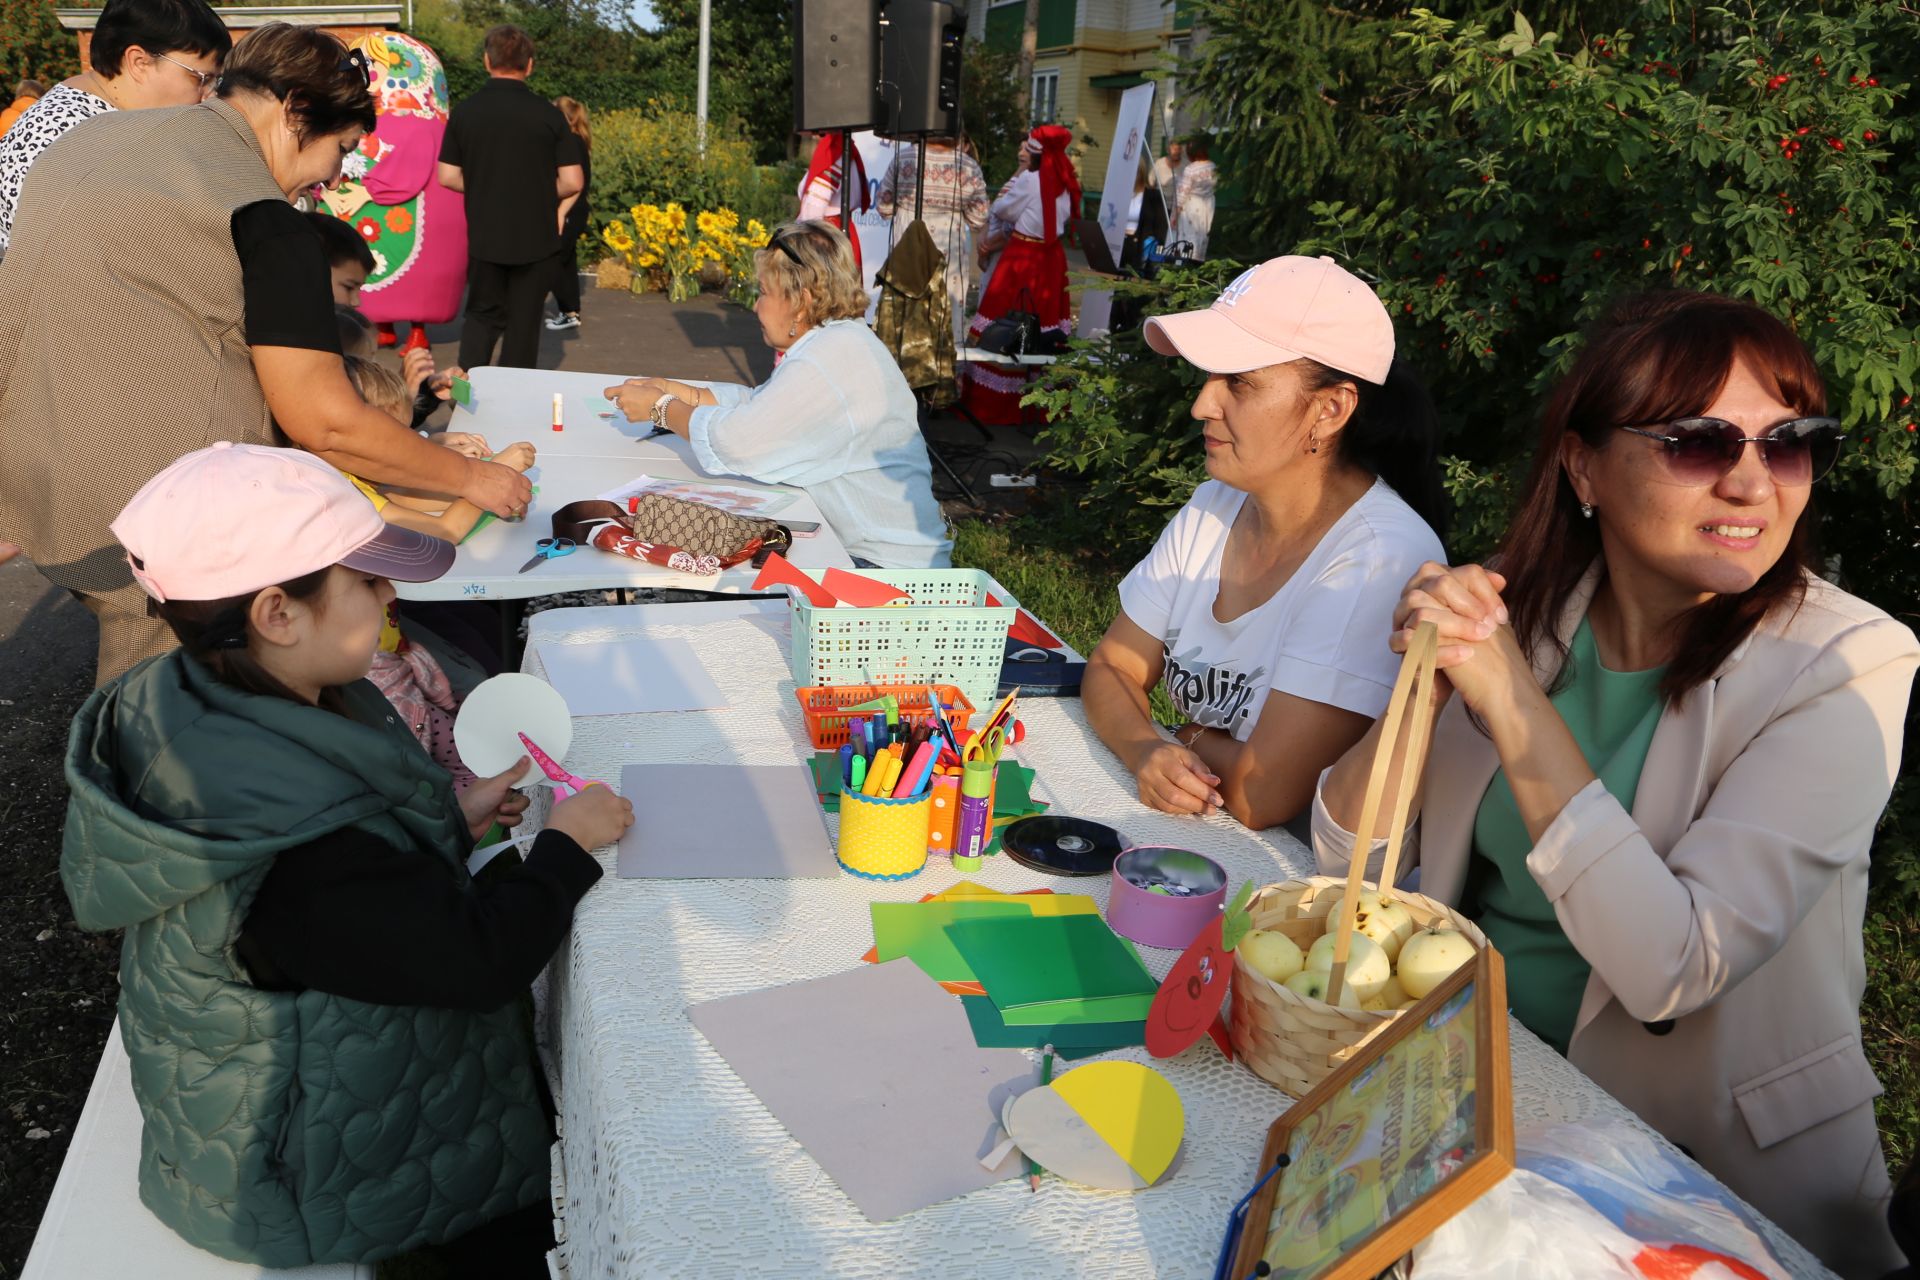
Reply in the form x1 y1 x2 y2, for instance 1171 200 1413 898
517 732 603 798
962 722 1007 768
516 536 576 574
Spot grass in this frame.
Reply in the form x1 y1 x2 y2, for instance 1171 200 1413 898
951 510 1920 1181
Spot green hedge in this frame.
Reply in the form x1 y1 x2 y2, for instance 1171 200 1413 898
585 106 799 261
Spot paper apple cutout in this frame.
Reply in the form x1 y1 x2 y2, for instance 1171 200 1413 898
1146 916 1233 1058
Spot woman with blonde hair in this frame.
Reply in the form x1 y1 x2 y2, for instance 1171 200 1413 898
545 94 592 331
604 220 951 568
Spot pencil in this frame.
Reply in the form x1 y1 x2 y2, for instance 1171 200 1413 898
1028 1043 1055 1191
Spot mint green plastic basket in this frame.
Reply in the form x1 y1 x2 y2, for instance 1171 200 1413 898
788 570 1018 710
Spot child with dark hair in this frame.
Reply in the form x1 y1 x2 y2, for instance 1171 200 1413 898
0 0 231 252
305 209 373 305
63 443 631 1270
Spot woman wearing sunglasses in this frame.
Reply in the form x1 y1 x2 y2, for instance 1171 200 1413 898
1314 291 1915 1278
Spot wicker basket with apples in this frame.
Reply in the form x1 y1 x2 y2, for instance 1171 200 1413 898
1227 623 1489 1097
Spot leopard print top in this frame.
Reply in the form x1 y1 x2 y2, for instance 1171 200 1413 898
0 84 112 255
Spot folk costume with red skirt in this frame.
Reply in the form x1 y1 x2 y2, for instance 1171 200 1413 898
961 125 1080 425
798 134 868 274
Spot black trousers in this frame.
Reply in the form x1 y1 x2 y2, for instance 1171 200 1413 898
549 233 583 315
459 257 548 369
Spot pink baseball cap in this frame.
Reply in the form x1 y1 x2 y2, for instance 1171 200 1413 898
111 442 455 603
1144 255 1395 384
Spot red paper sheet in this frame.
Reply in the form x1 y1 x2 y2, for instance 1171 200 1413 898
822 566 913 607
753 552 837 607
987 594 1063 649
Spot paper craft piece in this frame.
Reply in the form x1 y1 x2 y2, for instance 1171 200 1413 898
537 635 727 717
461 483 541 544
616 763 835 878
595 473 797 518
1001 1060 1185 1190
870 900 1035 982
986 594 1063 650
1146 915 1234 1059
960 997 1144 1058
453 673 571 788
752 552 837 607
688 959 1034 1221
821 567 912 607
450 374 472 406
587 394 620 418
950 914 1159 1027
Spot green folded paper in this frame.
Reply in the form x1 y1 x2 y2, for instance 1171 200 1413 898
959 996 1143 1060
947 914 1160 1027
869 900 1033 983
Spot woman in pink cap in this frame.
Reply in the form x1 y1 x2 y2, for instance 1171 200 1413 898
1084 255 1446 830
60 442 631 1271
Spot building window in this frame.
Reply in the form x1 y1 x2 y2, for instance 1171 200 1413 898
1030 68 1059 125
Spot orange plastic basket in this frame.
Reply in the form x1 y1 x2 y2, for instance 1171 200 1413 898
794 683 976 750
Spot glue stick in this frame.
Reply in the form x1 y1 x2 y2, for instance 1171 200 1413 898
955 760 993 863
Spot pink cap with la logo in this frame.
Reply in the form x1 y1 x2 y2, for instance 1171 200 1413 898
1144 255 1395 384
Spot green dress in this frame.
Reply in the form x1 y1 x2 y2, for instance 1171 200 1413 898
1465 618 1666 1054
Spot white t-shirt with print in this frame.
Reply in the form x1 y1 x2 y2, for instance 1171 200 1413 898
1117 478 1444 741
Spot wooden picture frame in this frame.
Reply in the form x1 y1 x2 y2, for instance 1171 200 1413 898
1226 944 1512 1280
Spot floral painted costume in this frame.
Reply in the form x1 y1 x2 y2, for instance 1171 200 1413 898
323 34 468 329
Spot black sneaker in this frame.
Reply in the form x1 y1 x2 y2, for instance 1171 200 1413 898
545 312 581 331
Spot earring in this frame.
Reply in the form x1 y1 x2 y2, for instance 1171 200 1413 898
1580 502 1595 518
788 321 797 337
1308 434 1319 455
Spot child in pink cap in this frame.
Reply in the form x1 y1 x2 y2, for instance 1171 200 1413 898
1083 255 1448 831
58 443 632 1271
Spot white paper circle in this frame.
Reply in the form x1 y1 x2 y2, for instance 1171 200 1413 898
454 673 573 788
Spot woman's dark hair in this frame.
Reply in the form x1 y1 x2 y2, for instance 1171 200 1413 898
1497 290 1823 702
1299 357 1448 544
306 209 373 271
1184 134 1211 162
152 566 348 711
91 0 231 78
217 23 375 143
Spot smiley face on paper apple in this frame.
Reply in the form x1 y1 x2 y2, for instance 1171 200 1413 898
1146 916 1232 1057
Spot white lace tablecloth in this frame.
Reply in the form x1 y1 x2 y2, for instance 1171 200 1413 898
523 600 1833 1280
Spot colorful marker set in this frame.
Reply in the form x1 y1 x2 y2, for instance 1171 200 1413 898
838 716 944 800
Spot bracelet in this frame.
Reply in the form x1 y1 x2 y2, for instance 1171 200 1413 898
650 392 679 433
1178 722 1207 749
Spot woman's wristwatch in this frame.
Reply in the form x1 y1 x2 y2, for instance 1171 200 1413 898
650 392 679 433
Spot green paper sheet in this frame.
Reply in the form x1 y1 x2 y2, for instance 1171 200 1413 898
450 375 472 406
869 900 1034 983
811 751 845 807
460 484 539 544
948 914 1160 1027
959 996 1144 1059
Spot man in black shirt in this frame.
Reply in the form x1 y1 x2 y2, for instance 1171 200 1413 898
437 24 584 369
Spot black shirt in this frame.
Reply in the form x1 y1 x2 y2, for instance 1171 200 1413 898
441 78 584 265
562 149 592 241
231 199 341 354
237 826 602 1012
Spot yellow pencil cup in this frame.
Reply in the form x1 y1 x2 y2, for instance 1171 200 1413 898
837 788 933 881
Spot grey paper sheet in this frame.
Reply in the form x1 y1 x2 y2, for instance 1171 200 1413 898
687 960 1035 1221
615 763 836 878
537 635 728 716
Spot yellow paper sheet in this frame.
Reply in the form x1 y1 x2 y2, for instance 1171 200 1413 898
927 883 1099 917
1052 1060 1185 1184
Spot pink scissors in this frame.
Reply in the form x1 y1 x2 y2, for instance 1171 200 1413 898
518 732 603 798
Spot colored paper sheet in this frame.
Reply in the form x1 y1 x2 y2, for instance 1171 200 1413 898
450 374 472 406
687 960 1033 1221
986 594 1063 649
1003 1060 1185 1190
615 763 835 879
460 484 539 544
821 567 912 607
869 900 1034 983
752 552 836 606
960 997 1144 1060
949 914 1160 1027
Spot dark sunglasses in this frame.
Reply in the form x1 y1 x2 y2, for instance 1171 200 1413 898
771 233 804 267
1615 416 1844 486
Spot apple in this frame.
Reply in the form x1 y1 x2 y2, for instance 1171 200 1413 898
1239 929 1306 985
1284 968 1361 1009
1397 927 1476 998
1329 891 1416 963
1304 931 1392 1002
1359 975 1407 1012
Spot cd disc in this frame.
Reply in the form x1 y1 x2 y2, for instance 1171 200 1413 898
1001 815 1127 876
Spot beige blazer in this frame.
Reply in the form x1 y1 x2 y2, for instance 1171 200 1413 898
1314 564 1918 1279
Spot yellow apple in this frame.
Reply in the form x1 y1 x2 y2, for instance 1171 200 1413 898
1333 891 1415 963
1396 927 1475 998
1359 975 1407 1012
1304 931 1392 1002
1284 968 1361 1009
1239 929 1306 985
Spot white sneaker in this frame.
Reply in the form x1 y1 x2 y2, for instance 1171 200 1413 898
546 313 581 331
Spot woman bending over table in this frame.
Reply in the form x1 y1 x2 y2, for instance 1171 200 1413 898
1085 255 1446 830
605 219 952 569
1314 291 1915 1278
